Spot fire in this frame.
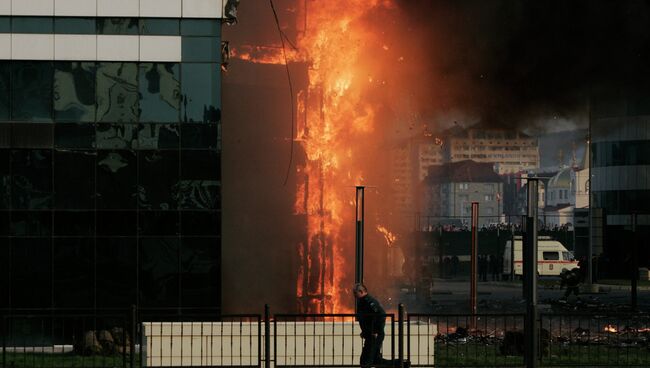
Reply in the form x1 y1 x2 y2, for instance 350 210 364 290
234 0 394 313
376 225 397 247
603 324 617 333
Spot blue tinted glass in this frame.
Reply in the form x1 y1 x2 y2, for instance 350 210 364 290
139 63 180 122
180 19 220 36
54 17 96 34
96 63 139 123
181 63 220 123
97 18 138 34
11 62 53 122
140 18 179 35
0 17 10 33
12 17 53 33
54 62 96 122
182 37 220 62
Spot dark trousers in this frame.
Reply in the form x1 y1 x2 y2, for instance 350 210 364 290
360 334 401 367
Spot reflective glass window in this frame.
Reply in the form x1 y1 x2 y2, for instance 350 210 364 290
139 63 180 122
181 237 219 308
54 62 96 122
53 238 94 307
53 150 95 209
11 123 53 148
0 149 8 209
53 211 95 236
96 210 137 236
11 149 52 210
180 211 220 236
96 123 138 149
12 62 53 122
180 19 220 36
96 150 137 209
97 18 138 34
181 124 219 149
0 17 9 33
54 17 96 34
182 37 220 62
181 63 220 123
10 210 51 236
11 238 51 308
0 62 9 120
138 150 179 210
139 211 179 235
97 237 137 307
140 18 179 35
54 123 96 149
12 17 53 33
0 239 8 307
96 63 139 123
138 123 179 149
139 237 180 307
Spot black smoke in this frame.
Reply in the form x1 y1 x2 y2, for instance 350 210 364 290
397 0 650 125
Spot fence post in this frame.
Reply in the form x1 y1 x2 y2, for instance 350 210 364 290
265 304 271 368
131 305 137 368
398 303 404 368
2 313 5 368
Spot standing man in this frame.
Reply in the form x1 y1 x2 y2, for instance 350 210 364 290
353 284 407 367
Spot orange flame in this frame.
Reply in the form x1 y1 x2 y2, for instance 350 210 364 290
604 324 617 333
376 225 397 247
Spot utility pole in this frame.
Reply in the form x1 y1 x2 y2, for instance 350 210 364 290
470 202 479 317
355 186 365 281
524 179 539 368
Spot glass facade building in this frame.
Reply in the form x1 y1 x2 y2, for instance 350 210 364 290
0 3 223 312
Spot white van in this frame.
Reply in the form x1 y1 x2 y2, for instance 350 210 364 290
503 236 578 277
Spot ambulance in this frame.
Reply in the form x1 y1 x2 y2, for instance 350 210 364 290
503 236 578 277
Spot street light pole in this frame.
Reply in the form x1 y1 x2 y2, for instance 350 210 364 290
355 186 365 286
524 179 539 368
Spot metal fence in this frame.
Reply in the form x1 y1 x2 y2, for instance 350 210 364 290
3 308 650 367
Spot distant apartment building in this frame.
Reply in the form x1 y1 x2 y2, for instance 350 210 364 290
422 160 503 224
445 127 540 174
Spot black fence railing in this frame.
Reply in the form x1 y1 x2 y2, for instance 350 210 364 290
408 313 525 367
2 308 650 367
272 313 395 367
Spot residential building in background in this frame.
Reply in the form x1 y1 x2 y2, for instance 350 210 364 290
0 0 229 314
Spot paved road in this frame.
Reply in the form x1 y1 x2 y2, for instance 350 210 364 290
399 278 650 313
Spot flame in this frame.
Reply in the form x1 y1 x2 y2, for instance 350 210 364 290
231 45 301 65
376 225 397 247
604 324 617 333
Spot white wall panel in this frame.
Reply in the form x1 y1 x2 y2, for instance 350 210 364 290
55 34 97 60
182 0 222 18
0 34 10 59
98 0 139 17
55 0 97 16
140 36 181 62
12 0 54 15
140 0 180 17
97 35 139 61
12 34 54 60
0 0 10 16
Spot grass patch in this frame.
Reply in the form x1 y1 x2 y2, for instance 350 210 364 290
2 352 140 368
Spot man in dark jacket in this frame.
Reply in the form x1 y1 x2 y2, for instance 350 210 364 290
354 284 408 367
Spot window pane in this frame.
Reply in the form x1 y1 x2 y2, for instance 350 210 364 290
182 37 220 62
180 211 220 236
96 62 139 123
54 17 96 34
96 123 138 149
12 17 53 33
11 123 53 148
97 18 138 34
0 62 9 120
139 237 180 307
12 238 51 308
97 237 137 307
181 63 220 123
138 150 179 210
10 210 51 236
138 123 179 149
97 210 137 236
140 19 179 35
0 149 8 209
12 62 53 121
54 123 96 149
53 150 96 209
139 211 179 236
139 63 180 122
97 150 137 209
0 17 9 32
53 238 94 307
181 237 219 308
53 210 95 236
0 239 8 307
542 251 559 261
11 149 52 209
180 19 220 36
181 123 219 149
54 62 96 122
